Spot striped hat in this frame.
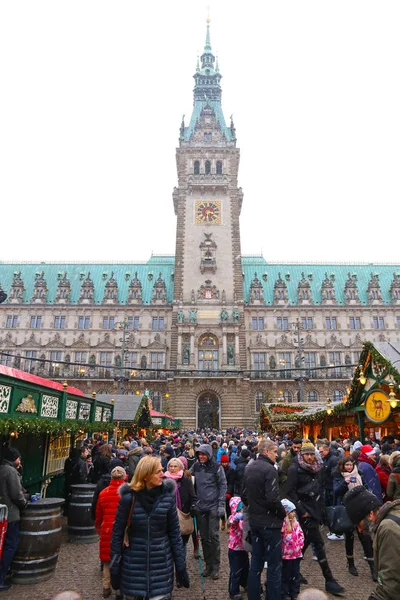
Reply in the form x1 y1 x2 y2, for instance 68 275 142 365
300 441 316 455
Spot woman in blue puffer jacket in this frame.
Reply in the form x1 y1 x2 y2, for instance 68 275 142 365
110 456 189 600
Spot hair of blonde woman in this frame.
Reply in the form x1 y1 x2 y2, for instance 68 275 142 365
130 456 162 492
389 450 400 468
379 454 390 468
298 589 328 600
167 457 185 471
99 444 112 458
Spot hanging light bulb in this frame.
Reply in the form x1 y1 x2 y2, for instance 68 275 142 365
359 369 367 385
388 383 398 409
326 396 333 415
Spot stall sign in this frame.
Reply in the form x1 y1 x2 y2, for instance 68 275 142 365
364 390 391 424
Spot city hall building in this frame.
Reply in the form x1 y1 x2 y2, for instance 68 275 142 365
1 23 400 429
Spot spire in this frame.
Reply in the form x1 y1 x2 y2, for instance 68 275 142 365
204 17 212 52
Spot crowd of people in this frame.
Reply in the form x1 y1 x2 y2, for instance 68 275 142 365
1 428 400 599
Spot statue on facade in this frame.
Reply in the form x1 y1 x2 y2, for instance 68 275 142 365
189 309 197 323
232 310 240 323
183 345 190 364
220 309 229 321
177 311 185 324
227 344 234 363
141 355 147 369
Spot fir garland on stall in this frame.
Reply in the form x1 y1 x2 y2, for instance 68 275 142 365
0 418 114 437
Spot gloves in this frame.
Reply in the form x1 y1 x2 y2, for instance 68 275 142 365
217 507 226 518
233 512 243 522
110 572 121 591
226 493 231 500
176 569 190 588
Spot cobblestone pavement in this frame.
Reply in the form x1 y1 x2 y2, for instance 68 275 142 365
6 524 376 600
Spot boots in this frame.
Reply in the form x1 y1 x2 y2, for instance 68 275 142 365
193 538 200 559
320 557 345 596
367 559 378 582
221 517 226 531
347 556 358 576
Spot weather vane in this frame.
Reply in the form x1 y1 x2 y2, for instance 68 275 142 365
206 5 211 23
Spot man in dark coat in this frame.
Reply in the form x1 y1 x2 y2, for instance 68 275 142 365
242 438 286 600
0 447 28 591
279 437 302 498
190 443 227 579
234 448 251 496
287 441 344 596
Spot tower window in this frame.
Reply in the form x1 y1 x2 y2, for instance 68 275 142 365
194 161 200 175
204 133 212 142
205 160 211 175
216 160 222 175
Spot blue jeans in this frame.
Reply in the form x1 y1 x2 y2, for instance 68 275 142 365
247 527 282 600
0 521 20 584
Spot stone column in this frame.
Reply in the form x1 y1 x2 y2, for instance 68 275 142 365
177 328 182 366
222 328 227 365
234 326 240 366
190 328 195 366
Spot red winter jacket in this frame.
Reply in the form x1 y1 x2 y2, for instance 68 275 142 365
376 464 391 500
95 478 125 562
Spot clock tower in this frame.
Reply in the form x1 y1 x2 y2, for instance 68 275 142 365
171 20 249 428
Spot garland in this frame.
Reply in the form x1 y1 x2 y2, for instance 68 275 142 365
0 417 114 437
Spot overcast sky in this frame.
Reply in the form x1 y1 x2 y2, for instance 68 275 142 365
1 1 399 264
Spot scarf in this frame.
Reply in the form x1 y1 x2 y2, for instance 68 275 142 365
163 469 184 481
341 465 363 489
358 453 376 468
297 452 323 473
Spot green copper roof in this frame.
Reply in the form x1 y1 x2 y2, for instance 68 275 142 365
182 22 234 142
0 257 175 305
0 256 399 306
241 257 400 306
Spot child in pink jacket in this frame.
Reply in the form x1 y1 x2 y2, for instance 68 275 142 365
228 496 249 600
281 498 305 600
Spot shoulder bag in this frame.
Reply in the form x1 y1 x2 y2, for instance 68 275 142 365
177 508 194 535
325 505 354 535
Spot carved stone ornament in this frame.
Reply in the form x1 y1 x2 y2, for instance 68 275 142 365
273 273 288 304
9 271 25 303
367 273 383 304
321 273 337 304
297 273 313 305
249 273 264 304
197 280 220 300
152 273 167 304
103 272 119 303
200 232 217 274
79 273 94 303
55 273 71 303
390 272 400 304
31 271 48 303
128 272 142 303
344 272 360 304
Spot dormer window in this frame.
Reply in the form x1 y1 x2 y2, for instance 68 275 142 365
205 160 211 174
194 160 200 175
204 133 212 142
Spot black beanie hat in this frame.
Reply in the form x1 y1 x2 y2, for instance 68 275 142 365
3 447 21 462
343 486 381 524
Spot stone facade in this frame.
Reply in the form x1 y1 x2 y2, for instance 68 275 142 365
0 24 399 428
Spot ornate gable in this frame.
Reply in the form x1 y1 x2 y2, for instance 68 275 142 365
249 273 265 305
249 333 268 349
9 271 25 304
0 332 17 348
297 273 313 305
103 272 119 305
127 272 142 304
70 333 90 349
45 333 66 348
19 332 39 348
273 273 288 305
79 273 94 304
94 333 116 349
303 334 321 349
152 273 167 304
321 273 337 305
275 334 296 350
344 272 360 305
325 333 346 350
31 271 48 303
126 333 141 349
55 273 71 303
367 273 383 305
390 272 400 305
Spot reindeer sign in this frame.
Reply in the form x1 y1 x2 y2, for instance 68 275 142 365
365 390 391 424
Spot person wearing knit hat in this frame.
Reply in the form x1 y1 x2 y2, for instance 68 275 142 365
357 444 382 501
0 447 28 592
95 463 126 599
344 486 400 599
287 440 345 596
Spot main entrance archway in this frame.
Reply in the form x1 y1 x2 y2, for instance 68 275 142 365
197 392 220 429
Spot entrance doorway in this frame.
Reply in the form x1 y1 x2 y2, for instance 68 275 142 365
197 392 220 429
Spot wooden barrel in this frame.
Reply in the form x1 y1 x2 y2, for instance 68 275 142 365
11 498 65 584
68 484 98 544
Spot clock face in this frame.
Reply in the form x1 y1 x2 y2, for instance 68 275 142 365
195 201 221 225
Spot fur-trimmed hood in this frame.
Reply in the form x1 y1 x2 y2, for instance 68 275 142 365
128 447 144 457
118 478 176 498
375 498 400 528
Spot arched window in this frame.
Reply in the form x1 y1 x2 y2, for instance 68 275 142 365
194 161 200 175
205 160 211 175
216 160 222 175
308 391 318 402
255 391 264 412
333 390 343 402
283 391 293 403
198 334 218 372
